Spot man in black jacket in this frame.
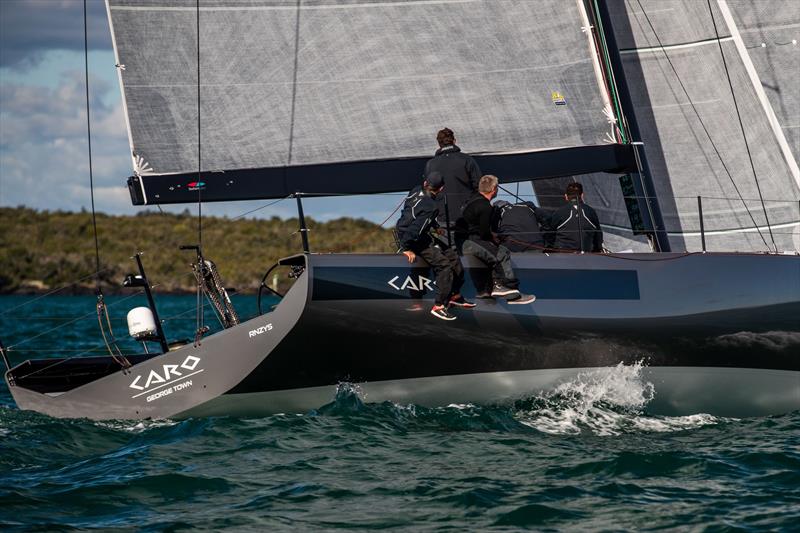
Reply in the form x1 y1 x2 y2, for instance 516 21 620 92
492 200 547 252
461 175 535 304
424 127 482 226
549 182 603 252
396 172 474 320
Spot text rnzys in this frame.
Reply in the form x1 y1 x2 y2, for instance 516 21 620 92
249 323 273 338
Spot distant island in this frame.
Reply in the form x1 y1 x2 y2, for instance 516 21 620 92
0 207 395 294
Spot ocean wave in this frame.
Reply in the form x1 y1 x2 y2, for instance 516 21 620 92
310 364 727 437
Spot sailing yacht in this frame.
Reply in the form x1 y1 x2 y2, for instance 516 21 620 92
4 0 799 420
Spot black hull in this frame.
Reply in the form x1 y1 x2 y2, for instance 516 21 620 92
230 252 800 395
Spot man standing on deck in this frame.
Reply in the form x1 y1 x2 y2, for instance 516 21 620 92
396 172 475 321
461 175 535 303
424 127 482 227
549 182 604 252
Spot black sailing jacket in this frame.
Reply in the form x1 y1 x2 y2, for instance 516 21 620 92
424 145 482 224
493 202 546 249
396 186 439 251
548 201 603 252
461 193 494 242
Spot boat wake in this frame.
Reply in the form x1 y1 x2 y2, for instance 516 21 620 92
514 361 724 436
319 362 727 436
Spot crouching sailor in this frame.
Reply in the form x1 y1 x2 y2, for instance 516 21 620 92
396 172 475 321
492 200 547 252
461 175 536 304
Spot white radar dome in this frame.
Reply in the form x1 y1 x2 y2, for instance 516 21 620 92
127 307 157 340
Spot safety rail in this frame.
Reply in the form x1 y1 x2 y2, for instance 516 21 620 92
283 190 800 255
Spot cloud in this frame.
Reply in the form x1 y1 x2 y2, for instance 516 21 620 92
0 0 111 70
0 67 132 213
0 1 404 224
0 72 118 147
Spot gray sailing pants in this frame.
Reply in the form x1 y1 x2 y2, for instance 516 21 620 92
462 238 519 290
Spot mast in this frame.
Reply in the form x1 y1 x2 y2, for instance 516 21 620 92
591 0 671 252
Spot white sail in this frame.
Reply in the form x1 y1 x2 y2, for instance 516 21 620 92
608 0 800 252
107 0 614 177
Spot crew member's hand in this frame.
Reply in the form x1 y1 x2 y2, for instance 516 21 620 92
403 250 416 263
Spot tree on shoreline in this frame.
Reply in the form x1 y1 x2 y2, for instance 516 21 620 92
0 207 394 294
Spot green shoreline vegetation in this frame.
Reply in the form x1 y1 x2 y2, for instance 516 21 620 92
0 207 395 294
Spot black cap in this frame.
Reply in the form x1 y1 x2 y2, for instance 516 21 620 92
425 171 444 190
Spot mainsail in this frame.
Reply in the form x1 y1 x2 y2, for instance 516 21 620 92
107 0 630 204
605 0 800 252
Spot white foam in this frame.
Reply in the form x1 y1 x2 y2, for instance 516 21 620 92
517 361 725 436
95 419 178 432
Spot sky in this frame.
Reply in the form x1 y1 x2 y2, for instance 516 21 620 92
0 0 533 224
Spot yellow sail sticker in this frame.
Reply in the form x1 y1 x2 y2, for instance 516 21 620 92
551 91 566 105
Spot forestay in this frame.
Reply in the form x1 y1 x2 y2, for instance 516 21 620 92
107 0 621 203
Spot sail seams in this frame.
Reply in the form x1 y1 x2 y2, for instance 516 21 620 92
109 0 479 13
120 59 595 89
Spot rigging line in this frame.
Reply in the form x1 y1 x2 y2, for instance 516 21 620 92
83 0 101 291
199 195 292 232
631 141 666 238
706 0 777 252
161 299 213 322
0 269 113 317
5 348 111 353
6 290 145 350
195 0 204 336
195 0 202 251
227 195 290 221
11 340 140 382
633 0 770 251
341 197 405 250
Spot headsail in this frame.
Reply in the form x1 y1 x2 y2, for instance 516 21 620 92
605 0 800 252
107 0 629 204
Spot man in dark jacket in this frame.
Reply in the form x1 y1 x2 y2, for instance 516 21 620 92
424 127 482 226
461 175 535 304
492 200 546 252
396 172 474 320
549 182 603 252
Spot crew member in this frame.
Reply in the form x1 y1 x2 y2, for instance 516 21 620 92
461 175 535 304
492 200 546 252
424 127 482 227
549 182 603 252
396 172 475 321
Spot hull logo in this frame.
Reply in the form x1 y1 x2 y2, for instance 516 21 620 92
129 355 201 392
249 323 273 337
388 275 435 291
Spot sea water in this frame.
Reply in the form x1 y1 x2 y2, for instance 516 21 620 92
1 296 798 531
